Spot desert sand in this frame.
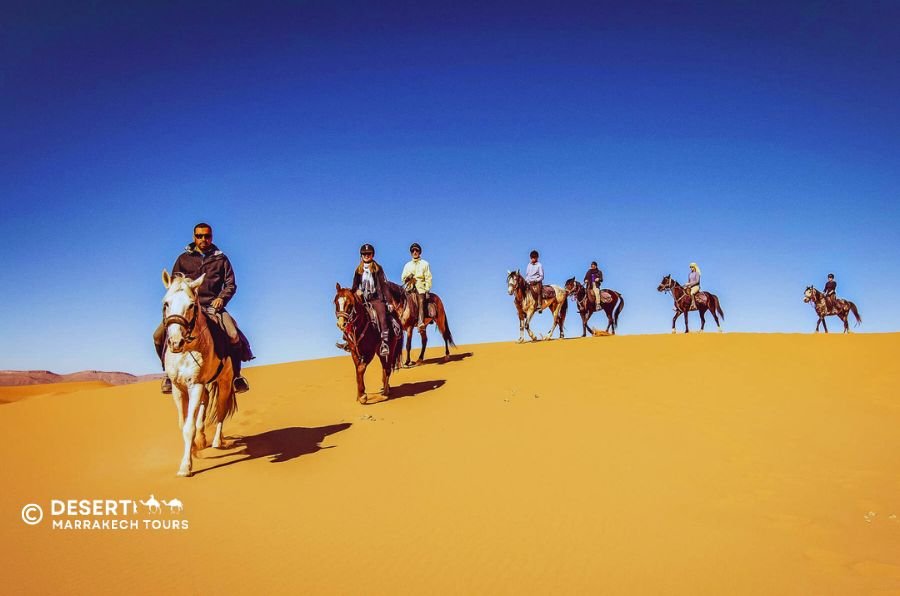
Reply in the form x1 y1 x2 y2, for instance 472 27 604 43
2 333 899 594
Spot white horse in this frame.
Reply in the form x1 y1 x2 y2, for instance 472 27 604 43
162 270 238 477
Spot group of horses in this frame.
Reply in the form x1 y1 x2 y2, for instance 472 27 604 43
158 266 861 477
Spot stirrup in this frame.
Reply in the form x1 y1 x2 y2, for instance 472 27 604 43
233 376 250 393
335 341 350 352
161 377 172 394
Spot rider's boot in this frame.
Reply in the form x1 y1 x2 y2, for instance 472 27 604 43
161 377 172 394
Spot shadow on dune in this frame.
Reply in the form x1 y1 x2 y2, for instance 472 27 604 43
419 351 474 365
194 423 352 474
382 379 446 402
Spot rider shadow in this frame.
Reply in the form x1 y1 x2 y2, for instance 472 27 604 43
420 351 473 366
380 379 446 402
194 423 352 474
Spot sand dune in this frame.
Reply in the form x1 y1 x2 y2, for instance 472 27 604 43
2 333 899 594
0 381 112 404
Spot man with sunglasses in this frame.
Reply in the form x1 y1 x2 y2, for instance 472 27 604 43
153 222 253 394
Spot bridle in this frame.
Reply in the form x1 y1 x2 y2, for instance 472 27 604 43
163 297 199 343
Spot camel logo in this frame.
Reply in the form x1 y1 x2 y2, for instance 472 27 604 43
138 494 184 515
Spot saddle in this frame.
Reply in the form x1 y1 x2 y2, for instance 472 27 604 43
590 288 614 307
540 285 556 301
362 302 402 338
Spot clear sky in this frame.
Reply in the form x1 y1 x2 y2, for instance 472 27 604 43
2 1 898 374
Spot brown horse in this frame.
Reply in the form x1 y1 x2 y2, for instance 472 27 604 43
384 276 456 366
563 278 624 336
803 286 861 333
506 270 568 342
334 284 403 404
657 275 724 333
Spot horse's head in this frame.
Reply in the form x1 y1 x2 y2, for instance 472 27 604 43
403 273 417 292
803 286 816 303
657 275 674 293
564 277 579 295
161 269 205 353
334 283 358 332
506 270 521 295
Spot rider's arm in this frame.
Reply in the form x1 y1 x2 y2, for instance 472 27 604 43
422 261 432 292
218 256 236 307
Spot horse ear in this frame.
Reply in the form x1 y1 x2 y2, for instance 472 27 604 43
188 273 205 290
162 269 171 288
336 282 341 292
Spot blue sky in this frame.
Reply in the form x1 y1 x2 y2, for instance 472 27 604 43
2 1 898 373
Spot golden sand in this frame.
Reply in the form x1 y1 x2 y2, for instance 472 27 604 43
2 333 899 594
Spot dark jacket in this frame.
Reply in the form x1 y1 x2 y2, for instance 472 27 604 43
824 280 837 295
172 243 236 308
351 261 390 302
584 267 603 287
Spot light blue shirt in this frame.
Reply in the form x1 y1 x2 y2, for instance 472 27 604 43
525 262 544 283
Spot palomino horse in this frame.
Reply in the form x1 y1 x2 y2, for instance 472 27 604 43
383 276 456 366
803 286 861 333
161 270 238 477
563 278 625 336
506 270 568 342
334 284 403 404
657 274 725 333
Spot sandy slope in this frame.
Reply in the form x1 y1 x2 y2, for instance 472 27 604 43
0 381 112 404
2 334 899 595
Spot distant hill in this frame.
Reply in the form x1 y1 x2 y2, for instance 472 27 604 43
0 370 164 387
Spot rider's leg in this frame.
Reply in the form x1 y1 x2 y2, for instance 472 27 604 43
220 311 250 393
373 300 390 356
416 292 426 329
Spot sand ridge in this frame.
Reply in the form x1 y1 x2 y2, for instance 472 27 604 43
1 333 899 594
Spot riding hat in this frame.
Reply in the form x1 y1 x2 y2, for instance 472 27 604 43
360 243 375 255
827 273 834 278
410 242 422 253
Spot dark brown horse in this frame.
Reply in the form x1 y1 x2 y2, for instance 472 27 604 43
657 275 724 333
506 270 568 342
334 284 403 404
563 278 624 336
384 276 456 366
803 286 861 333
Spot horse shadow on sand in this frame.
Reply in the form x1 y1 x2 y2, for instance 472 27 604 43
417 351 474 366
193 423 352 475
365 379 447 405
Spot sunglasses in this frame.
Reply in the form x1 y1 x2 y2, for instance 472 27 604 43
361 252 374 257
194 233 212 239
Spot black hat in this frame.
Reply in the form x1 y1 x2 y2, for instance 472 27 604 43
360 243 375 255
409 242 422 253
827 273 834 278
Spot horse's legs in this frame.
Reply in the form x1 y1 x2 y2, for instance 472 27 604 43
842 314 850 333
355 356 368 403
524 310 539 341
177 384 204 477
671 310 680 334
684 310 690 333
172 385 187 430
605 305 614 333
381 359 390 397
404 329 413 366
822 317 829 333
417 328 427 364
212 367 233 449
545 304 559 340
194 402 207 452
698 307 706 333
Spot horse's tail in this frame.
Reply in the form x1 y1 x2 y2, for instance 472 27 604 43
559 293 568 332
205 374 237 427
614 293 624 326
716 296 725 320
442 317 456 349
849 301 862 326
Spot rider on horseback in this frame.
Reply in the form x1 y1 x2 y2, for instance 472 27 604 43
154 222 254 394
583 261 603 305
823 273 837 313
351 243 392 357
401 242 432 331
685 262 701 310
525 250 544 313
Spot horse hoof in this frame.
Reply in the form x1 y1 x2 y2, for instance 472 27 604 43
415 360 424 366
177 468 192 478
357 395 367 405
671 329 676 334
442 356 450 363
